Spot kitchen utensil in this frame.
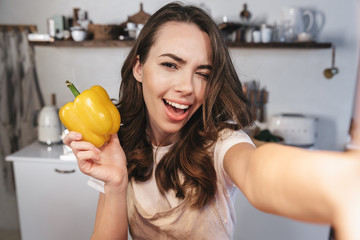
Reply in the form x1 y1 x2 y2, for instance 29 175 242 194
127 3 151 24
281 7 325 42
273 21 286 42
71 26 87 41
258 89 268 122
301 8 325 40
87 24 122 40
240 3 251 22
324 46 339 79
281 7 314 36
252 30 261 43
260 24 272 43
297 32 313 42
268 113 317 147
38 94 62 145
126 22 137 38
244 81 268 122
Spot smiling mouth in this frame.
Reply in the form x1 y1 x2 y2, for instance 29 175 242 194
163 99 190 116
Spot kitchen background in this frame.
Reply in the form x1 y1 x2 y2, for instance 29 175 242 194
0 0 359 239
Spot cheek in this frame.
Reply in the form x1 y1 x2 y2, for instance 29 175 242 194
142 66 166 90
194 80 207 102
141 71 158 96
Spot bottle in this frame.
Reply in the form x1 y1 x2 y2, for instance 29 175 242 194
240 4 251 22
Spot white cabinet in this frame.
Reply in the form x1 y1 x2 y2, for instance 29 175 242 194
7 142 99 240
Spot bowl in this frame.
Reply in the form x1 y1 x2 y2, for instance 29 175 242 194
71 29 87 42
297 32 313 42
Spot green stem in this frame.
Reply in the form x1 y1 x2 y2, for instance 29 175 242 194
65 80 80 97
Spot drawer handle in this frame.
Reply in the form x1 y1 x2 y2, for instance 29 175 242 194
55 169 76 174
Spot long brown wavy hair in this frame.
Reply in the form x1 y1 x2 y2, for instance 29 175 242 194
117 2 252 209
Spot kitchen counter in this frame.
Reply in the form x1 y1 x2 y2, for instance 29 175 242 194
6 141 75 163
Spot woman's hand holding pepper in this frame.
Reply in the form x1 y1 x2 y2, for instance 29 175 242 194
63 131 128 193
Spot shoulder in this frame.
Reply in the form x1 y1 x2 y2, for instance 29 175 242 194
215 128 255 154
212 128 255 187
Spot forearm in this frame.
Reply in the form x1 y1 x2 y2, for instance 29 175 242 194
92 185 128 240
244 144 360 228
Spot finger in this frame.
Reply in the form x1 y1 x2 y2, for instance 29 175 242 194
63 131 82 146
70 140 101 154
76 151 101 175
77 159 94 175
77 150 101 163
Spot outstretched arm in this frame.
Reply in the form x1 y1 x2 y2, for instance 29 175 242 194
224 142 360 240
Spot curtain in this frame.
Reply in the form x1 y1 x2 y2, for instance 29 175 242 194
0 27 44 192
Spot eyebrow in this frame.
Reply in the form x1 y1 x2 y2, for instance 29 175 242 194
159 53 212 70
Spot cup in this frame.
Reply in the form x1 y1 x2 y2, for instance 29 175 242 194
252 30 261 43
245 27 254 43
261 27 272 43
283 21 296 42
273 21 286 42
126 22 137 31
126 22 137 39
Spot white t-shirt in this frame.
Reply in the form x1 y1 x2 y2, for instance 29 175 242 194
88 129 255 238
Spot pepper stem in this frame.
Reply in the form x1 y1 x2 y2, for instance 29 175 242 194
65 80 80 97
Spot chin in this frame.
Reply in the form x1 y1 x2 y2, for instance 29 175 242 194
163 124 184 134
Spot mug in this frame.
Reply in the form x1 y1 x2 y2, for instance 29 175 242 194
252 30 261 43
260 25 272 43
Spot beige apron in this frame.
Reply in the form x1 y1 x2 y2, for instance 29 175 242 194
127 180 232 240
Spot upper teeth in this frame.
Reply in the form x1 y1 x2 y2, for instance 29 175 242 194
165 100 190 110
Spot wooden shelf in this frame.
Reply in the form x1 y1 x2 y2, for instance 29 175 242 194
29 40 134 48
228 41 332 49
29 39 332 49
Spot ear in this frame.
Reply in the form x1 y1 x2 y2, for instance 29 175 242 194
132 55 143 83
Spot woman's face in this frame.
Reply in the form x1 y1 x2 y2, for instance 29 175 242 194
133 21 213 146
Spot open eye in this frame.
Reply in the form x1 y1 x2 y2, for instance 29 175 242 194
161 62 178 70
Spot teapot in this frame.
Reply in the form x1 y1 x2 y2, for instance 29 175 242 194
281 7 325 41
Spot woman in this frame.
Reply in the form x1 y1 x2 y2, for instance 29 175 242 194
64 2 360 239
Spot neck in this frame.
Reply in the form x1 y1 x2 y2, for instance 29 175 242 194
147 123 179 147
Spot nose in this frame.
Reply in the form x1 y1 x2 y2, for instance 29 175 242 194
173 71 194 95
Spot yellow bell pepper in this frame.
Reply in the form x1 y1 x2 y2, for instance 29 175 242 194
59 80 121 148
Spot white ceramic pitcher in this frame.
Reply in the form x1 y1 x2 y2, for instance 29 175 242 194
281 7 315 34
